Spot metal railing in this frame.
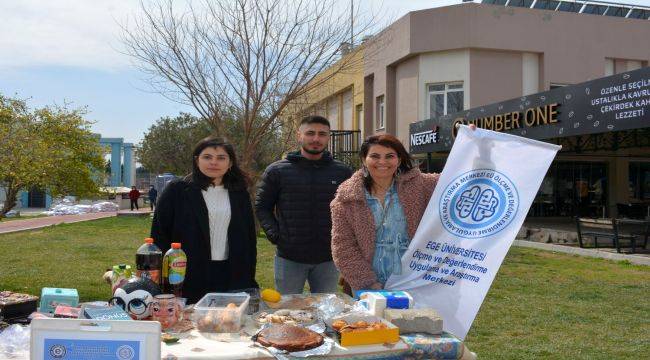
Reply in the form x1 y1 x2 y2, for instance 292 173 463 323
329 130 362 169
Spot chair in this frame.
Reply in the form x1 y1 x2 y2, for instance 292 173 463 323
615 219 650 254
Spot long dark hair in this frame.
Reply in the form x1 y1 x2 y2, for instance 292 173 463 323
186 136 249 191
359 134 413 191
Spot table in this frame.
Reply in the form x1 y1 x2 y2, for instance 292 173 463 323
161 318 476 360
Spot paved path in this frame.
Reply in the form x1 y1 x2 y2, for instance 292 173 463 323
514 240 650 266
0 212 117 235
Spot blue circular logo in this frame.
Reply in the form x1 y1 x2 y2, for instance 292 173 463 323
439 169 519 239
49 345 66 358
116 345 135 360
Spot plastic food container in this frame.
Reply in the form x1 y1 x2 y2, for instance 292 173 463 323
39 288 79 314
192 292 250 333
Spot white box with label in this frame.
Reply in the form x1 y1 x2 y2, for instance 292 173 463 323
30 318 160 360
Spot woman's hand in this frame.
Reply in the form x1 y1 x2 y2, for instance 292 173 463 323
369 282 383 290
469 124 477 130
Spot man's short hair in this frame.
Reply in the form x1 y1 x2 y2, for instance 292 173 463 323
300 115 330 128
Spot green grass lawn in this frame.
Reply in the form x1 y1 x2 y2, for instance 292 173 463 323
1 216 648 359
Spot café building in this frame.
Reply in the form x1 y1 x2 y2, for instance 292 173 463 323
347 0 650 219
409 67 650 219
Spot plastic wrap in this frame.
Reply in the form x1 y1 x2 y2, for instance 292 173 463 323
42 199 119 216
0 324 30 359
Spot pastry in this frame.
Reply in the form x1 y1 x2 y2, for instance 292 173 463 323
256 309 315 325
256 324 324 352
0 291 38 305
332 319 388 333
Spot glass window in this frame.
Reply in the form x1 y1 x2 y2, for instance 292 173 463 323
447 91 464 116
629 162 650 200
376 96 385 129
430 93 444 120
557 1 582 13
427 82 464 120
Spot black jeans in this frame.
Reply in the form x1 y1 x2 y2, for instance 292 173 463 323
130 199 139 210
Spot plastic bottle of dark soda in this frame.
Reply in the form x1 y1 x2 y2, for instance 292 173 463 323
162 243 187 297
136 238 163 285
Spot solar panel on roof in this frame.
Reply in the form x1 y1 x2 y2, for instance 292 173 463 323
533 0 560 10
628 9 650 19
583 4 608 15
556 2 582 13
479 0 649 20
604 6 630 17
507 0 534 8
483 0 508 5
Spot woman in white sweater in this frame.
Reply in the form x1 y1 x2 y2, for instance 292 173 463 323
151 137 258 304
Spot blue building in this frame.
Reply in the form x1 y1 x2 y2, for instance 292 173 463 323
99 137 137 187
6 137 137 210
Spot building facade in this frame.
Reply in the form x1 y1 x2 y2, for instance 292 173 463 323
305 0 650 218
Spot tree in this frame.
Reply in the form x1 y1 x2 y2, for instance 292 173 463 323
121 0 381 179
0 95 105 218
138 112 287 177
138 113 212 176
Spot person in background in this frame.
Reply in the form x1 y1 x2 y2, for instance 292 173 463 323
151 136 258 304
255 116 352 294
128 186 141 211
148 185 158 211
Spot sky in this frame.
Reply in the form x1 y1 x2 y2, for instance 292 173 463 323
1 0 648 144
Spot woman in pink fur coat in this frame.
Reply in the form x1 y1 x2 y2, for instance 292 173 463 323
330 133 439 292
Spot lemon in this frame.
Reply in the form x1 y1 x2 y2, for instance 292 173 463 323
261 288 281 303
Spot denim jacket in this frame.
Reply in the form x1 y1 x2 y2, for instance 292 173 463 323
365 182 410 285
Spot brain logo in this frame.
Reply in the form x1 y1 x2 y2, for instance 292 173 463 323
455 186 499 222
440 169 519 239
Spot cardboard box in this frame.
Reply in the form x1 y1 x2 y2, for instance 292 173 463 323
53 305 81 319
327 314 400 347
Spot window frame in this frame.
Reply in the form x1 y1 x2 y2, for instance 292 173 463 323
426 81 465 120
376 95 385 130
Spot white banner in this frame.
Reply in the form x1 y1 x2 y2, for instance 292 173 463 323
385 125 560 340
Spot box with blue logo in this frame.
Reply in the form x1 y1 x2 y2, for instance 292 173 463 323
30 318 160 360
357 290 413 317
40 288 79 314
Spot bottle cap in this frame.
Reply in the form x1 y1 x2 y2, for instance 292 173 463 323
171 242 181 249
144 237 154 244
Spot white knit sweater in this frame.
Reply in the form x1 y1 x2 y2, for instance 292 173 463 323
201 185 231 261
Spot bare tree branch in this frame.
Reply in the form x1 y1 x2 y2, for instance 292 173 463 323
121 0 385 176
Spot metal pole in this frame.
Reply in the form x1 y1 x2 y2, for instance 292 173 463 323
351 0 354 45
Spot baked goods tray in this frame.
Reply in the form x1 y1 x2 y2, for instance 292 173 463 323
251 323 333 358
